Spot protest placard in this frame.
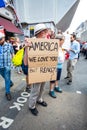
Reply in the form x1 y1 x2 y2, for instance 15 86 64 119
27 38 59 84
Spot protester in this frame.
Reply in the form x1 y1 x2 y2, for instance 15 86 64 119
14 37 22 74
82 41 87 59
9 37 16 46
28 23 49 116
58 29 62 34
49 34 65 98
0 32 14 101
21 35 32 92
65 34 80 85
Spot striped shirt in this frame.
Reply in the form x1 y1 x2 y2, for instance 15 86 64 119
0 42 14 68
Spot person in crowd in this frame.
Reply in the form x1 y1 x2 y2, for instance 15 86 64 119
57 29 62 34
76 37 82 59
0 32 14 101
84 42 87 59
49 34 65 98
46 28 51 39
21 35 32 92
13 37 20 54
9 37 16 46
82 41 87 59
14 37 22 74
23 23 49 116
81 42 86 56
64 34 80 85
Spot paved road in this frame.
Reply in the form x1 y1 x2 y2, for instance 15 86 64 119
0 55 87 130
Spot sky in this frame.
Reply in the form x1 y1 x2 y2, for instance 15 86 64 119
68 0 87 33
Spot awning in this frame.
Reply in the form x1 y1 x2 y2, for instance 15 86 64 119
0 17 23 34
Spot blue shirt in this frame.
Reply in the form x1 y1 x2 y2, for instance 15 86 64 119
0 42 14 68
69 40 80 60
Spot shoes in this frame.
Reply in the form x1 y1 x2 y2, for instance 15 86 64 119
37 101 47 107
49 91 57 98
10 82 14 87
29 107 38 116
5 93 12 101
26 86 31 93
64 76 69 79
54 87 62 93
67 80 72 85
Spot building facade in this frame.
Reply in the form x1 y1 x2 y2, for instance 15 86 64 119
13 0 80 36
0 0 80 37
75 20 87 42
0 0 23 39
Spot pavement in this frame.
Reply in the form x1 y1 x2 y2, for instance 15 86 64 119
0 55 87 130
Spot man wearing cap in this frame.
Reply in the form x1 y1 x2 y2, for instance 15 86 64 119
27 23 49 116
0 32 14 101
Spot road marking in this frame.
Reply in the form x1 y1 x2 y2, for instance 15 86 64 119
0 91 30 129
76 91 82 94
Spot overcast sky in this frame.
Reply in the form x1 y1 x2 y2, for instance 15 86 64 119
68 0 87 33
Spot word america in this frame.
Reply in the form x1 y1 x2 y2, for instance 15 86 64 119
29 41 58 51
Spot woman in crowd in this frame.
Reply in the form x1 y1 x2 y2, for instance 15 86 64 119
49 34 65 98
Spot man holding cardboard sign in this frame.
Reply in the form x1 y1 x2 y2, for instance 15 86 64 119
23 23 59 116
28 23 50 116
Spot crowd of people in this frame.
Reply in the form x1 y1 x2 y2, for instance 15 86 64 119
0 23 81 116
81 41 87 59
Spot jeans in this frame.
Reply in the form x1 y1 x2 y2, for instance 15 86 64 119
21 61 28 75
0 66 12 94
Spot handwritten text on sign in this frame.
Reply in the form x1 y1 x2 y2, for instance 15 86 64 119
28 38 59 84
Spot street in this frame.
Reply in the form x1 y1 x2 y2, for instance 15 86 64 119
0 55 87 130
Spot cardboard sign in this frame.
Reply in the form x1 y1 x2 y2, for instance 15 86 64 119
28 38 59 84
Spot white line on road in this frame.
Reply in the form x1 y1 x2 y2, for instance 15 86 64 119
76 91 82 94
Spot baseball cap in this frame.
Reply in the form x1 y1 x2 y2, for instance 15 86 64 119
34 23 48 36
0 32 5 40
